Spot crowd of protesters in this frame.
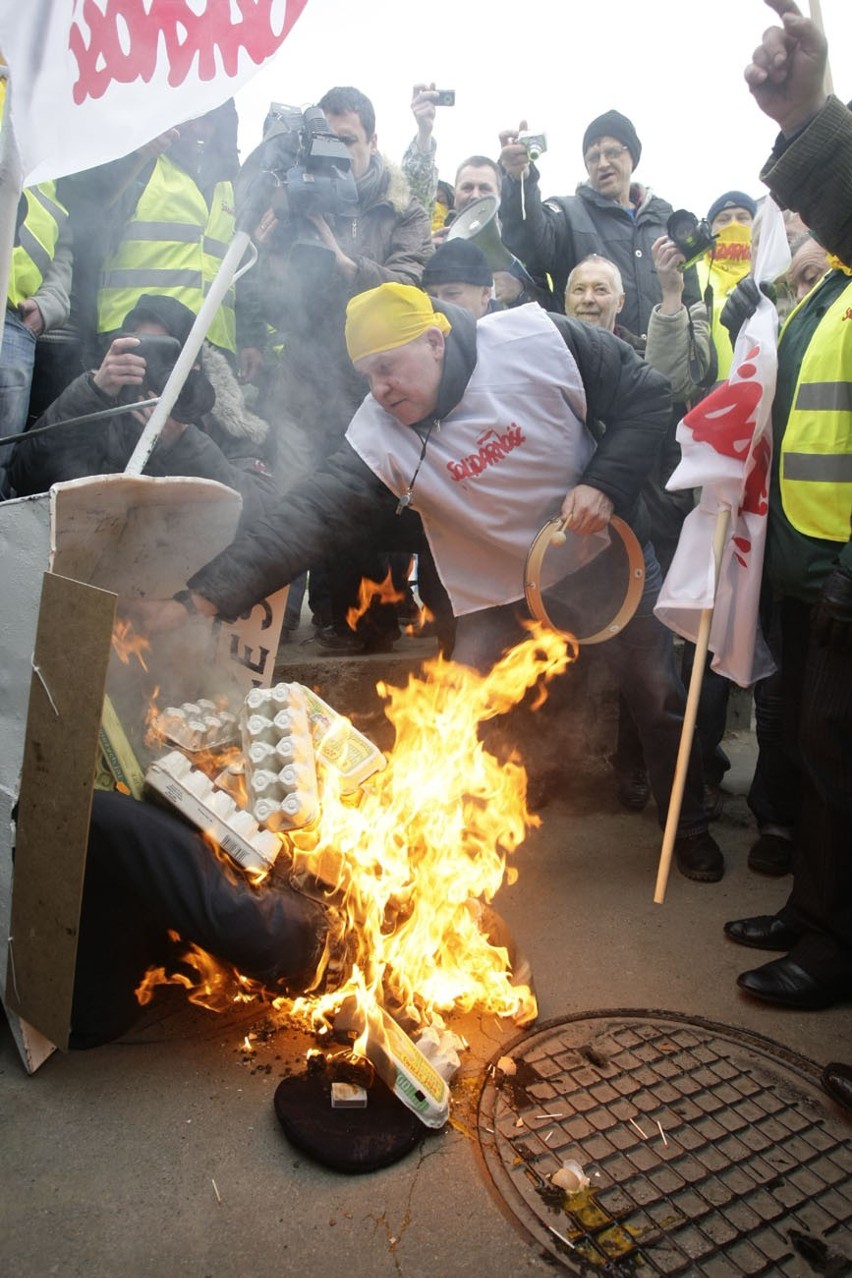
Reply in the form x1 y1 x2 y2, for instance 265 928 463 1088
2 0 850 1087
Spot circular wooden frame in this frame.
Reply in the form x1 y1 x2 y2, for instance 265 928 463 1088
523 515 646 645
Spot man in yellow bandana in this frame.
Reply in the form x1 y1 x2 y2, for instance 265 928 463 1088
143 281 729 885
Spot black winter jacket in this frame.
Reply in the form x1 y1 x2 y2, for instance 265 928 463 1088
189 302 671 620
9 371 279 529
500 172 701 338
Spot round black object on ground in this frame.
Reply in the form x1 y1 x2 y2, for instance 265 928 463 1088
274 1069 424 1173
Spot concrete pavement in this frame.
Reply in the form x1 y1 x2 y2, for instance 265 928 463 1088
1 634 849 1278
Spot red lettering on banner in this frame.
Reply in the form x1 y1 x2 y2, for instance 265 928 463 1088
682 344 762 459
740 433 771 518
732 534 752 569
69 0 309 103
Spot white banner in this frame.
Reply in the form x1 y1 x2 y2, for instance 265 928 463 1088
0 0 310 184
655 197 791 688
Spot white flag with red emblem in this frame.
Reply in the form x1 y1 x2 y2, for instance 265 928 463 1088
0 0 310 184
654 197 791 688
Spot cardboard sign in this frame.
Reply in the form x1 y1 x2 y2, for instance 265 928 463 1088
0 474 288 1071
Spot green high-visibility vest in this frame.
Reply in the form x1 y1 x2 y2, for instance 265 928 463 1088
8 183 68 306
97 154 236 352
779 275 852 542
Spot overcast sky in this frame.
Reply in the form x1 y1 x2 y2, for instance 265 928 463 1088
234 0 851 219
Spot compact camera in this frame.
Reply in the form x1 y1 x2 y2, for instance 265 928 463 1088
517 131 547 161
433 89 455 107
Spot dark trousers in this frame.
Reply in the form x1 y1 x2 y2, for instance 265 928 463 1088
747 597 800 832
452 545 707 837
71 791 329 1047
777 600 852 985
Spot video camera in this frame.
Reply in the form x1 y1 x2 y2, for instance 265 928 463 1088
238 103 358 225
235 103 360 287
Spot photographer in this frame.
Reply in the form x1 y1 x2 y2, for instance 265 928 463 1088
238 87 432 468
7 294 277 528
498 109 701 337
237 86 433 653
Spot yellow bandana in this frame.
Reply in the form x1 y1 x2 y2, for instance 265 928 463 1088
346 283 452 362
706 222 752 290
827 253 852 276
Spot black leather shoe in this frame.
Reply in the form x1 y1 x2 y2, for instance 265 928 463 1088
674 831 724 882
315 626 364 655
737 956 847 1010
724 914 800 951
747 832 794 876
616 769 651 812
702 783 724 821
821 1062 852 1113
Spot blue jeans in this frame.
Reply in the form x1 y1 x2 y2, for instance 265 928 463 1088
0 309 37 497
453 543 707 837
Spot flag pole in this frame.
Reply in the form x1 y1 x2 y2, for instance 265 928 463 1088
654 507 730 904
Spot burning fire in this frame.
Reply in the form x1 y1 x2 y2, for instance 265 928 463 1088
345 566 405 633
136 624 575 1039
112 617 151 671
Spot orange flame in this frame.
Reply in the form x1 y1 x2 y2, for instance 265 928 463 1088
136 624 575 1041
345 568 405 632
112 617 151 671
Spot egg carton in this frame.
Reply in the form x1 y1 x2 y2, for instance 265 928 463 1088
145 749 281 875
299 684 386 793
154 698 239 752
239 684 320 831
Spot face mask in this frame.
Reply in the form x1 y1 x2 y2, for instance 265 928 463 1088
710 222 752 284
713 221 752 257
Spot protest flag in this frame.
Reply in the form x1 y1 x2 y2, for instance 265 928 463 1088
653 196 790 903
0 0 310 185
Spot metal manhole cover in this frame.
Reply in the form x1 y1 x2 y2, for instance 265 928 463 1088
477 1010 852 1275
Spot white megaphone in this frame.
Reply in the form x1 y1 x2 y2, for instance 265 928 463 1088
446 195 515 273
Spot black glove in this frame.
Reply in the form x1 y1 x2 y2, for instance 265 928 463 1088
811 565 852 651
719 277 778 349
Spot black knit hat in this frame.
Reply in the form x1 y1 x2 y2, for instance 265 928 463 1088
706 190 758 226
422 240 493 287
582 110 641 168
122 294 196 346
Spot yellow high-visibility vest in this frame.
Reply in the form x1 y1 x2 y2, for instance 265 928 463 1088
779 275 852 542
8 183 68 306
97 154 236 352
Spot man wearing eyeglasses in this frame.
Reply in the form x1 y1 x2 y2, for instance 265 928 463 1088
498 109 701 338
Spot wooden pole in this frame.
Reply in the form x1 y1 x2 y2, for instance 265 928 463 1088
654 508 730 904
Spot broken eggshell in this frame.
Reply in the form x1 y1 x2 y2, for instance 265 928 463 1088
551 1159 590 1194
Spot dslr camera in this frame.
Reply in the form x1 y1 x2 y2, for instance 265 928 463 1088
518 131 547 161
666 209 717 270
